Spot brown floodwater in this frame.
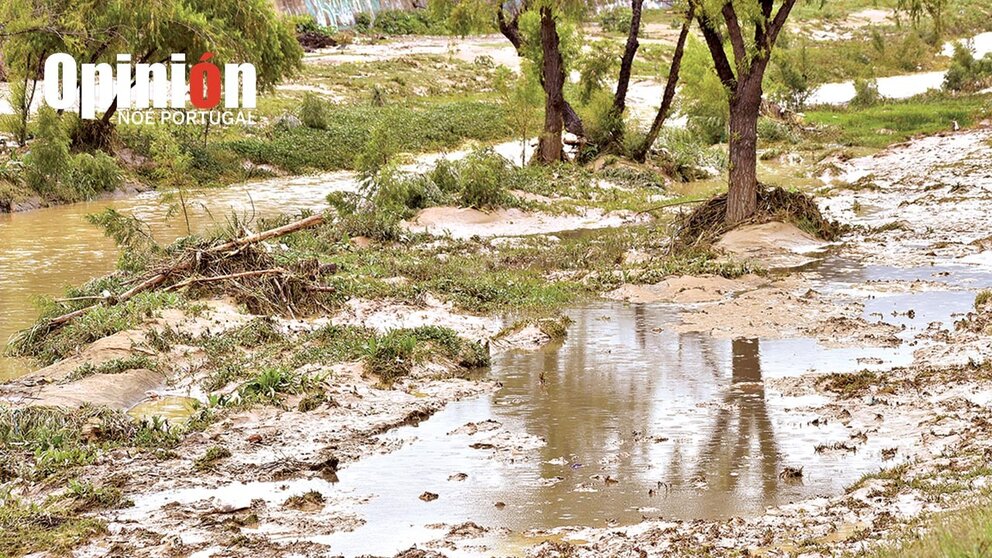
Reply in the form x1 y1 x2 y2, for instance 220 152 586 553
294 260 990 557
0 172 356 380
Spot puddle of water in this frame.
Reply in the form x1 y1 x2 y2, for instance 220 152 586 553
295 299 921 556
128 396 201 424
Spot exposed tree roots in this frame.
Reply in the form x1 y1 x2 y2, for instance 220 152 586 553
670 185 844 251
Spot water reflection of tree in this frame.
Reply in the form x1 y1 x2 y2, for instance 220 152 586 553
691 337 779 507
491 307 780 525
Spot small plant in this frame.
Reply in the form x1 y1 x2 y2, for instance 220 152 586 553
943 42 992 92
283 489 325 510
975 290 991 310
458 149 512 208
299 93 330 129
239 367 305 403
193 445 231 471
850 78 881 108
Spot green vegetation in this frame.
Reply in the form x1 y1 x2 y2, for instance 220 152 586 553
944 42 992 92
863 503 992 558
193 445 232 471
0 496 107 557
363 325 489 384
353 0 492 36
0 406 181 484
597 7 634 34
807 94 991 147
7 290 184 366
64 356 158 384
976 290 992 309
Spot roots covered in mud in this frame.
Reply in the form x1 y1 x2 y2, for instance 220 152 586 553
671 186 844 250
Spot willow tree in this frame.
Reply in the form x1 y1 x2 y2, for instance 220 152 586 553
694 0 798 223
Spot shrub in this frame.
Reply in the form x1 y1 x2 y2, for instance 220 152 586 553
22 107 72 197
758 117 798 143
598 7 633 34
579 89 624 153
943 42 992 92
851 78 881 108
298 92 330 129
653 128 727 182
459 149 512 208
679 36 729 144
71 151 123 196
768 37 819 110
370 10 435 35
577 41 619 104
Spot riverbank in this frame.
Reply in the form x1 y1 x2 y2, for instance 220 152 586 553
1 124 991 556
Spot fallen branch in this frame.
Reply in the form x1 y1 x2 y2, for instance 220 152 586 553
165 268 288 292
45 214 326 328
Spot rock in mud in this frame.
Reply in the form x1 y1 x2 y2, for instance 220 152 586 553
419 491 439 502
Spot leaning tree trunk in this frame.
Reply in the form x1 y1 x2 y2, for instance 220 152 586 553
610 0 644 147
726 76 763 224
633 4 693 163
537 6 566 164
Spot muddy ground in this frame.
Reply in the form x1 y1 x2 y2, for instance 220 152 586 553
2 124 990 558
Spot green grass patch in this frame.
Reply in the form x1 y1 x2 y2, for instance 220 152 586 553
227 100 512 174
806 94 991 148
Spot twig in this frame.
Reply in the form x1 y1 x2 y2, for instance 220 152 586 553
636 198 706 215
164 268 288 291
43 215 326 328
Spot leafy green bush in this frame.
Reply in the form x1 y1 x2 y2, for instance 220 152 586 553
22 107 72 197
758 117 798 143
71 152 123 197
768 37 819 110
598 7 633 33
679 36 729 144
943 42 992 92
851 78 881 108
459 149 512 208
299 92 330 129
653 128 727 182
578 41 619 104
370 10 437 35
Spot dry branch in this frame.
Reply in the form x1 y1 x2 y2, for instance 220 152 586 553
45 215 326 328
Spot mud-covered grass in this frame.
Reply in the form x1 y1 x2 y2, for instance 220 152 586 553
864 503 992 558
6 290 187 366
0 406 182 483
0 496 107 557
807 93 992 148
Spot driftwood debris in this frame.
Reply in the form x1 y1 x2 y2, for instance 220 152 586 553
47 214 327 328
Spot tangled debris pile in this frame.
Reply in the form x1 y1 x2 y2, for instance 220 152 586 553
671 186 843 250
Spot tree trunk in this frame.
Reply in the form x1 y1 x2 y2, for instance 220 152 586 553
610 0 644 146
537 6 566 164
497 4 584 139
726 77 763 224
633 5 693 162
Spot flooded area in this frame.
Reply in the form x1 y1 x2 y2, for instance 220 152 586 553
214 256 986 557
